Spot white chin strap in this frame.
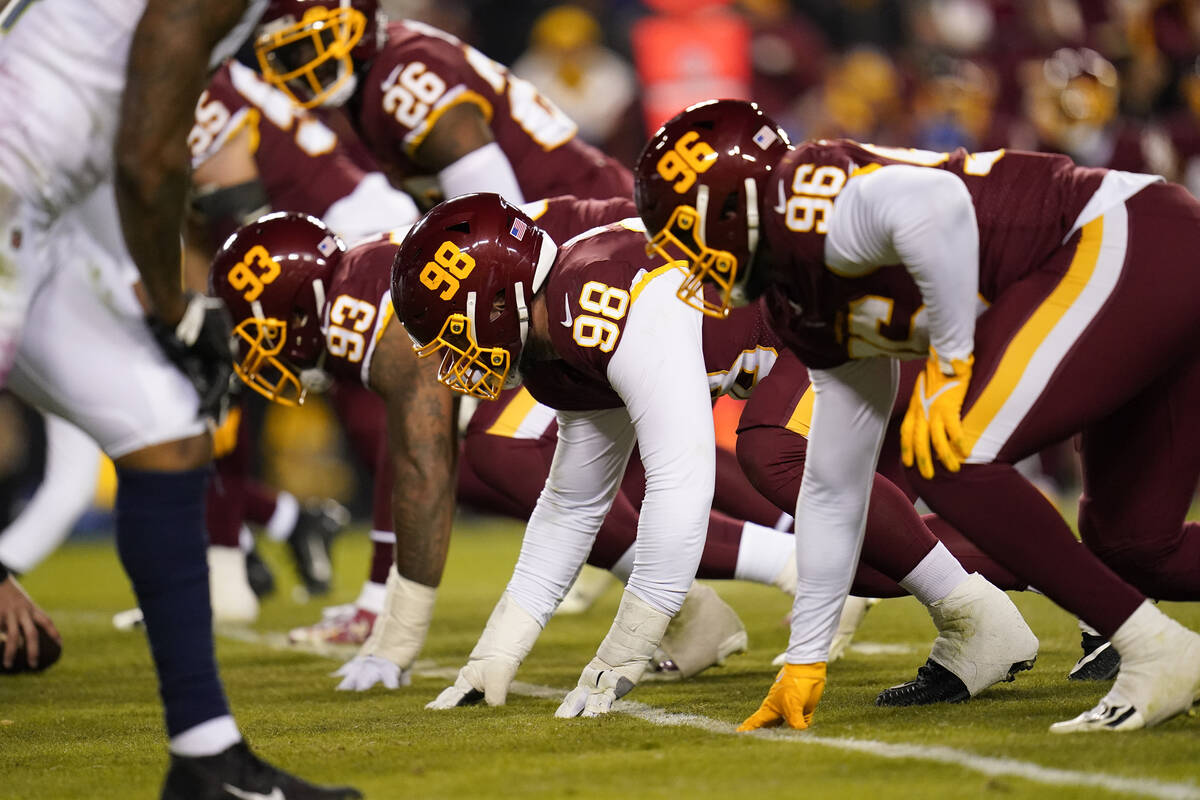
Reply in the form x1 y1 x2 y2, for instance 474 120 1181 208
300 351 332 393
730 177 760 308
695 184 709 245
505 280 529 389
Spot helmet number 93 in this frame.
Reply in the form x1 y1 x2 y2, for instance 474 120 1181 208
228 245 280 302
420 241 476 300
656 132 717 194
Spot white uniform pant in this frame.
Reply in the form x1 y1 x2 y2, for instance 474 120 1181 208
1 181 205 458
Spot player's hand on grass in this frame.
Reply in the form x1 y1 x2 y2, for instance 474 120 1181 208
332 654 411 691
426 655 520 709
900 351 974 479
555 658 638 718
0 575 61 671
737 662 827 731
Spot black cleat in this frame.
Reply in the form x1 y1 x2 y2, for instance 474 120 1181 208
876 659 971 706
875 656 1036 707
1068 632 1121 681
162 740 362 800
245 546 276 599
286 501 348 596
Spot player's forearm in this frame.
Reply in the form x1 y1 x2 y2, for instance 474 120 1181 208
827 165 979 364
384 370 459 588
115 0 246 322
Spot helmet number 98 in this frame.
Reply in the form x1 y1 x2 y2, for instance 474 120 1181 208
228 245 280 302
420 241 476 300
656 132 717 194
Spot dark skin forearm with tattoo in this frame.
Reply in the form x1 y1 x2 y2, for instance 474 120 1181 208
114 0 247 324
412 102 496 173
370 324 459 588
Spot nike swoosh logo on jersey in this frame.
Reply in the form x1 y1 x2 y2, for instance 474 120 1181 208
222 784 284 800
560 295 573 327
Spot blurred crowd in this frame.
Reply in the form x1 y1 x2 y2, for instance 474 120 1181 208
4 0 1196 535
391 0 1200 195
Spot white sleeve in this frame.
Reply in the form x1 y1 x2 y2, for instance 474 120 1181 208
504 407 635 626
437 141 525 205
825 165 978 365
786 357 897 663
605 274 714 618
321 173 421 247
0 414 101 574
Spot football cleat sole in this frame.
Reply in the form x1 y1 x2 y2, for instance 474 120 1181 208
1068 634 1120 681
876 656 1036 707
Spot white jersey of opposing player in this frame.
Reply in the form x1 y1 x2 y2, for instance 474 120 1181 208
0 0 265 218
0 1 142 217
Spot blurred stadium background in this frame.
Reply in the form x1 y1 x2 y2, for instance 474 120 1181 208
1 0 1197 546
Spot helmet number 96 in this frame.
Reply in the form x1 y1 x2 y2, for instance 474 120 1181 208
420 241 476 300
228 245 280 302
656 132 717 194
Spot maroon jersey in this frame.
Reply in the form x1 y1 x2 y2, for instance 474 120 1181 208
191 61 375 218
354 21 632 200
760 140 1107 369
523 223 783 412
322 195 637 386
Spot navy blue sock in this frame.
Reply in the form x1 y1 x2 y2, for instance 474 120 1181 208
115 467 231 737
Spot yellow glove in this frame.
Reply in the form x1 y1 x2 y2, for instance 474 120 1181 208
900 351 974 480
737 662 826 731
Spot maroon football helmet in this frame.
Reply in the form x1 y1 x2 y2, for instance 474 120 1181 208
255 0 386 108
634 99 792 318
391 193 557 400
210 211 346 405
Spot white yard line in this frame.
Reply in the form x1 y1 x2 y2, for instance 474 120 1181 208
217 626 1200 800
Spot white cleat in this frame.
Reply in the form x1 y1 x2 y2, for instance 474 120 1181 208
208 545 259 625
1051 602 1200 733
555 566 619 615
648 583 747 680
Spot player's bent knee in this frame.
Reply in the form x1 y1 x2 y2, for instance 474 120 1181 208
114 432 213 472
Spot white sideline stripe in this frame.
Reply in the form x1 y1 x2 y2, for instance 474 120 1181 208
214 626 1200 800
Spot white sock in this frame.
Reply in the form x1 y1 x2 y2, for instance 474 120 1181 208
1110 600 1173 654
168 715 241 757
237 525 253 553
609 545 635 583
734 521 795 586
369 528 397 544
265 491 300 542
898 542 969 606
355 580 387 615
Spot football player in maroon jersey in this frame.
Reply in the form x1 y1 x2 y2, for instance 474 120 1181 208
211 198 817 691
391 193 1038 720
633 99 1200 733
251 0 632 210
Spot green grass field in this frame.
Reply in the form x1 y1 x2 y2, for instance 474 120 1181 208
3 519 1198 800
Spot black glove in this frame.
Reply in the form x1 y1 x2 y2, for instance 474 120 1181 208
148 291 235 422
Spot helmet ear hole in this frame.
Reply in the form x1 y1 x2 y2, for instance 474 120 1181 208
489 289 507 322
720 191 740 220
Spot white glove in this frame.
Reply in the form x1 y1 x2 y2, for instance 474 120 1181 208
426 591 542 710
334 565 435 692
554 590 671 719
332 654 411 691
426 657 519 709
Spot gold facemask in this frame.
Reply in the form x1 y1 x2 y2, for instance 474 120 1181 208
256 6 365 109
413 314 511 400
645 204 738 319
231 317 306 406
